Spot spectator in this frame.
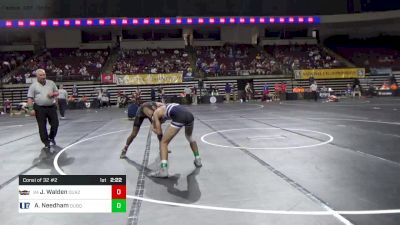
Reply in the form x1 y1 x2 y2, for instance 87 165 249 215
310 81 318 101
224 83 232 103
274 83 281 101
150 87 156 101
184 86 192 104
245 82 253 102
353 85 361 98
280 82 287 101
72 84 79 97
57 84 68 119
262 83 270 102
191 85 198 105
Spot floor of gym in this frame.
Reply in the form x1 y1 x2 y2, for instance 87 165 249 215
1 97 400 225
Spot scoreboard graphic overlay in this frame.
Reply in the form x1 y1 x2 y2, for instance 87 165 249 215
18 175 126 213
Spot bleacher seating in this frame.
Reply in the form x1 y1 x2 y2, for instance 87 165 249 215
266 45 347 71
11 49 109 83
335 47 400 70
195 45 283 76
112 49 191 74
0 51 33 82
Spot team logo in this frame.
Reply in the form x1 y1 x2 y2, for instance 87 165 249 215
210 96 217 104
19 202 30 209
19 190 30 195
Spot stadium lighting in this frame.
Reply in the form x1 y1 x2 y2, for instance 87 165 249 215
53 20 59 26
5 21 12 27
0 16 320 28
269 17 275 23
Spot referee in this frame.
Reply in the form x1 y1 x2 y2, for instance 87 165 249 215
27 69 59 150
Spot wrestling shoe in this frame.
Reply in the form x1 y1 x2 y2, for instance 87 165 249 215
120 149 127 159
149 168 168 178
194 158 202 168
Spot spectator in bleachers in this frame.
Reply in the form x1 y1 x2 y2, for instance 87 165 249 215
268 45 345 71
11 49 108 83
113 49 190 75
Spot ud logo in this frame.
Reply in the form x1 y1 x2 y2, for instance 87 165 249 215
19 202 30 209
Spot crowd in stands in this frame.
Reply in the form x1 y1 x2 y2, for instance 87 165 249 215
195 44 346 77
325 36 400 71
113 49 191 75
267 45 345 72
10 49 108 84
196 45 251 76
3 42 400 85
195 45 284 76
335 47 400 70
1 52 32 80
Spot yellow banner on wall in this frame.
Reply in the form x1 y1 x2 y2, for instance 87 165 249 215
116 73 182 85
294 68 365 80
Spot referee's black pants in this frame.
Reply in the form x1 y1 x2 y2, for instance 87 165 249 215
34 104 59 146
